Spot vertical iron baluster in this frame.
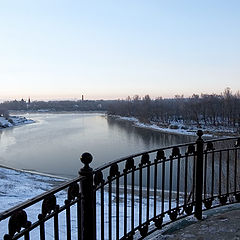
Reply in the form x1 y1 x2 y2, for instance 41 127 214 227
65 200 71 240
116 176 120 240
154 159 158 218
139 166 142 227
169 156 173 211
192 155 196 203
227 150 230 196
146 162 150 222
184 155 188 206
219 151 222 196
161 160 165 215
24 232 30 240
54 207 59 240
77 196 81 240
131 169 135 235
39 221 45 240
176 156 180 208
101 184 104 240
108 180 112 240
235 148 238 194
211 152 215 198
204 153 207 199
195 130 204 220
124 171 127 236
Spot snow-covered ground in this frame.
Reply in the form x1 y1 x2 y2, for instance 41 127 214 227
0 115 34 129
0 167 65 238
115 116 238 137
0 167 180 239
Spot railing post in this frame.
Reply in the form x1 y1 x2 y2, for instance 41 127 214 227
79 152 95 240
195 130 204 220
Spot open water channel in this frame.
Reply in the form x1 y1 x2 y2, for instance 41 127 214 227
0 113 195 178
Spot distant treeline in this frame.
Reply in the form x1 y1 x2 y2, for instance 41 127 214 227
1 88 240 128
107 88 240 128
0 99 109 112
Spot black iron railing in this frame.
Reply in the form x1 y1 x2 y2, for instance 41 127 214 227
1 130 240 239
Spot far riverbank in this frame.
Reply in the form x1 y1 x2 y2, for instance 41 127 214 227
111 115 239 138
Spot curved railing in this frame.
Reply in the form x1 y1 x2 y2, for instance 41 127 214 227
0 131 240 239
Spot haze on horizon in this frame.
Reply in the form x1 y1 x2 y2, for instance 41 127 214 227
0 0 240 101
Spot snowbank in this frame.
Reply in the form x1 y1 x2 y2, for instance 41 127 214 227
0 116 34 129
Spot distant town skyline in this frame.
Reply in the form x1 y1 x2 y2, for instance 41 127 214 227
1 87 239 103
1 1 240 100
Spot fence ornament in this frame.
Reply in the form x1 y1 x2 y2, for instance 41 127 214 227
184 204 193 215
154 216 163 229
125 157 135 171
203 199 212 209
68 183 79 201
206 141 214 151
156 150 165 160
4 210 31 240
94 170 104 186
109 163 119 178
140 153 150 165
169 210 178 221
171 146 181 157
187 144 195 154
139 224 148 237
41 194 57 217
219 195 228 205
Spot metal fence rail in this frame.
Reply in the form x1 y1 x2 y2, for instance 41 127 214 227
1 130 240 239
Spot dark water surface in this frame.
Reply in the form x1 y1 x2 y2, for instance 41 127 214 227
0 113 195 178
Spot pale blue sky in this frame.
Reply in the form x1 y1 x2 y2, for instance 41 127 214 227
0 0 239 100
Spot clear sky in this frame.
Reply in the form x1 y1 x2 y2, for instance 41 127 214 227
0 0 240 100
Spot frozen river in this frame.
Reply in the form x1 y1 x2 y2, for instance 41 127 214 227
0 113 195 178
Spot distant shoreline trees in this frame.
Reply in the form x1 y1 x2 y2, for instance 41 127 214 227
107 88 240 129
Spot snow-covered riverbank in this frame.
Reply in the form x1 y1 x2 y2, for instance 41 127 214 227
0 115 34 129
113 116 239 138
0 166 65 211
0 166 65 238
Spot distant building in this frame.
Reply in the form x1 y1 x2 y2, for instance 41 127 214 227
28 97 31 104
82 95 84 101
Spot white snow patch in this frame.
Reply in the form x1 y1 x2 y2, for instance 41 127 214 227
0 116 34 129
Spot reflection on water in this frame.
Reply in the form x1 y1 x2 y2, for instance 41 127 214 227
107 117 194 149
0 113 195 178
0 129 16 165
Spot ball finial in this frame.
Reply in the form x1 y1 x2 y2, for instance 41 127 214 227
80 152 93 167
